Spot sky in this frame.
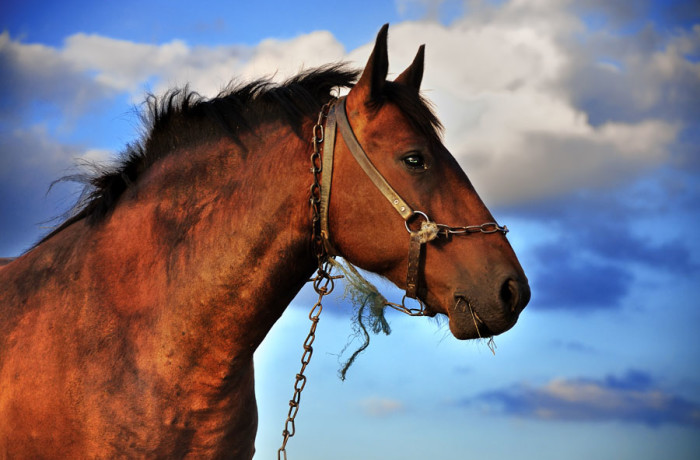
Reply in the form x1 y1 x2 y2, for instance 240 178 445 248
1 0 699 458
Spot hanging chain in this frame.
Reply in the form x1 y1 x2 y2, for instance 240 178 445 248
309 102 332 270
278 101 341 460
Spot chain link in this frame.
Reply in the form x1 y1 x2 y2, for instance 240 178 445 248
278 101 339 460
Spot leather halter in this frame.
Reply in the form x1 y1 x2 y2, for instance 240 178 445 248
317 97 508 306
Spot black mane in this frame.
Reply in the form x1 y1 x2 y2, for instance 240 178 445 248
39 64 443 245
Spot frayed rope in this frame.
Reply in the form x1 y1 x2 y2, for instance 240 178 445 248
328 258 391 380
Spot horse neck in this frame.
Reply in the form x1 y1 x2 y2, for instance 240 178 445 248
85 121 317 359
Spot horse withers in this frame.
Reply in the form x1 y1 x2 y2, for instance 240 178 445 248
0 25 528 458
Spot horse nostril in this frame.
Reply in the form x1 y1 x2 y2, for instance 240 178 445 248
500 279 516 312
501 278 529 314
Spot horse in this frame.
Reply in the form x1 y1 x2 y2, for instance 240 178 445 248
0 24 529 459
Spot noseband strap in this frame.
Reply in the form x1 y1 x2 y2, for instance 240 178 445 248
317 97 507 308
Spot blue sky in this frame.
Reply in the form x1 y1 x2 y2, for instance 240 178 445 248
1 0 699 459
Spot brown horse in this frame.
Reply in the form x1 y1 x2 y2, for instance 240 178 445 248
0 25 529 459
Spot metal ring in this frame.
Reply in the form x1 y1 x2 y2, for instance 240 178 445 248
400 294 427 316
404 210 431 234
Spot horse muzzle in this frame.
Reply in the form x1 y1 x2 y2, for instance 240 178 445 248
448 277 530 340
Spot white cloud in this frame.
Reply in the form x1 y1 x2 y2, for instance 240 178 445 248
58 30 346 99
62 34 190 92
369 11 688 204
59 33 250 98
2 29 345 111
0 31 112 118
236 31 346 82
1 0 695 206
78 148 115 165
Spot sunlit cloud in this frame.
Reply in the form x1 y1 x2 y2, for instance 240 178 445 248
464 370 700 427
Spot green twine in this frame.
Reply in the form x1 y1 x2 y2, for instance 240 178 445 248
328 258 392 380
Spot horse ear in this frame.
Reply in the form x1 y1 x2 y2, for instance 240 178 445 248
354 23 390 102
395 44 425 91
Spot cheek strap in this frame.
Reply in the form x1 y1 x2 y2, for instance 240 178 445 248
320 97 439 303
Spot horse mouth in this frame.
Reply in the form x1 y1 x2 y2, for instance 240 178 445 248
448 294 508 340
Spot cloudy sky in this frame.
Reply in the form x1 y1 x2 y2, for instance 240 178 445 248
2 0 699 458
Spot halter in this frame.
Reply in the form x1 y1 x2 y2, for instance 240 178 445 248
279 97 510 459
317 97 508 313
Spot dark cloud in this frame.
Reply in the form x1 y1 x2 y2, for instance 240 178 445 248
602 369 654 391
464 370 700 427
527 232 694 311
0 127 85 255
580 224 697 273
565 52 700 129
0 33 123 255
655 0 700 29
573 0 649 24
552 0 700 205
530 246 632 310
561 3 700 162
574 0 700 31
497 176 699 312
0 32 114 123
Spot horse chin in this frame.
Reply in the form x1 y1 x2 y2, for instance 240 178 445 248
447 315 495 340
446 297 517 341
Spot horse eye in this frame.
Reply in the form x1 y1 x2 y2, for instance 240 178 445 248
403 153 426 170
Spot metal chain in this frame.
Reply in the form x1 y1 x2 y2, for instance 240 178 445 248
277 272 336 460
278 101 340 460
309 102 332 270
436 222 508 236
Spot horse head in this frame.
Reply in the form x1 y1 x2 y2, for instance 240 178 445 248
326 25 530 340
